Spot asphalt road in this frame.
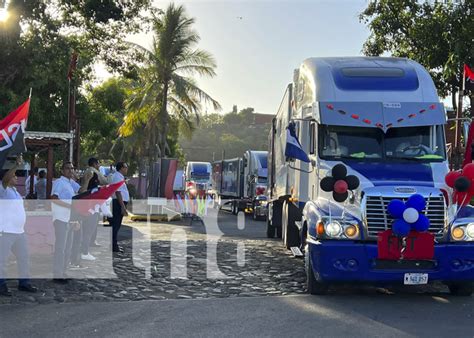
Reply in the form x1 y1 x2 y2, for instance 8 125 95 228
1 209 473 337
1 293 472 337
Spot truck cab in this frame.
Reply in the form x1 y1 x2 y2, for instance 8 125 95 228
267 57 473 295
184 161 212 198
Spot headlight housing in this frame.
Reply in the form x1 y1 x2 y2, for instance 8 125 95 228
451 223 474 241
320 218 360 240
325 221 342 237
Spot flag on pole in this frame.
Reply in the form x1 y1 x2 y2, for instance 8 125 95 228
462 120 474 168
285 121 310 163
72 180 124 216
0 98 30 170
465 64 474 92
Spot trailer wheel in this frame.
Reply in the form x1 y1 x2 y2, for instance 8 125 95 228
447 283 473 296
305 246 328 295
266 218 275 238
282 201 301 249
276 225 282 238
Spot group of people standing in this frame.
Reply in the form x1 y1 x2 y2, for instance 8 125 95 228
0 156 130 295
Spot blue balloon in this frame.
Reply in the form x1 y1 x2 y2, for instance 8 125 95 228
412 214 430 232
406 194 426 212
387 199 406 218
392 219 411 237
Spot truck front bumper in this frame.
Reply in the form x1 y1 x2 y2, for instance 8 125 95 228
309 240 474 283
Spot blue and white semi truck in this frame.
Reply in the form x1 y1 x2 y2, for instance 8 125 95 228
267 57 474 295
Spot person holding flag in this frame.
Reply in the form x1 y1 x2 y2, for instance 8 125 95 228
0 155 38 296
109 162 129 253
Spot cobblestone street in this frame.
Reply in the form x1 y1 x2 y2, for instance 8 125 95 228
1 208 454 306
0 209 309 305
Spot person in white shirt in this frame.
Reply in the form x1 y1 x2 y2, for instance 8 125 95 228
51 162 79 283
110 162 129 253
0 156 37 296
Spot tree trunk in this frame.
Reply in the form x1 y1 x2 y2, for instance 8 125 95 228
159 80 170 159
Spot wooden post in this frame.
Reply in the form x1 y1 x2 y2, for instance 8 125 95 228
28 152 36 198
46 145 53 198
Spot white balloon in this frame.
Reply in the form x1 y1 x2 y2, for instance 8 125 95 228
403 207 419 224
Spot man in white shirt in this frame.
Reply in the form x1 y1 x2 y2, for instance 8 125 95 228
51 162 79 283
0 156 37 296
110 162 129 253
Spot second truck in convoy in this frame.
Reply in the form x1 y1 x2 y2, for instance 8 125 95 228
212 150 268 220
267 56 474 295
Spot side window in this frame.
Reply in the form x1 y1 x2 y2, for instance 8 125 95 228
309 122 316 155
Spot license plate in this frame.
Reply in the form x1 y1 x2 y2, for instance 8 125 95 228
404 273 428 285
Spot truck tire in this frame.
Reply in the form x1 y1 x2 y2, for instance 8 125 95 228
282 201 301 249
448 283 473 296
305 246 328 295
269 201 283 239
266 217 275 238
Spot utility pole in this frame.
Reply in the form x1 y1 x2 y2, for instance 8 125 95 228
452 66 466 169
67 51 79 166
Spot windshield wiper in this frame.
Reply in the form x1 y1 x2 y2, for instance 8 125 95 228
386 155 421 161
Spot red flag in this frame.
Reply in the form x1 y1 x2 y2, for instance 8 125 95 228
465 64 474 92
0 98 30 169
73 180 124 216
463 120 474 168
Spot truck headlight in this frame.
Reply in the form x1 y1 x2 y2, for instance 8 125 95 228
452 226 466 241
325 221 342 237
344 224 359 239
467 223 474 239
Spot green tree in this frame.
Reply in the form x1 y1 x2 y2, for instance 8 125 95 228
120 3 220 166
359 0 474 111
0 0 156 133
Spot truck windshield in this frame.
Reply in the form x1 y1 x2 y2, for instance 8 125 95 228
319 125 446 161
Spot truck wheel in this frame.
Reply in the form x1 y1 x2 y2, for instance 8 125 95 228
282 201 301 249
276 225 282 238
305 247 328 295
448 283 473 296
266 218 275 238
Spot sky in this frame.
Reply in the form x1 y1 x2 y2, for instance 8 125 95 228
101 0 372 115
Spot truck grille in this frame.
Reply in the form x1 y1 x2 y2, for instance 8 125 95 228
364 195 446 239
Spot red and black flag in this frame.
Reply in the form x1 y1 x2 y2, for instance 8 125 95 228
465 64 474 92
72 180 125 216
0 99 30 170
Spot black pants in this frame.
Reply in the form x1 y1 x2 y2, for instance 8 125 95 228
111 200 127 250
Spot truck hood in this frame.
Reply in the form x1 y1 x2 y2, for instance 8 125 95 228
344 161 434 187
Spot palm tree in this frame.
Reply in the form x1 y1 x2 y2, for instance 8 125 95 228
120 3 220 169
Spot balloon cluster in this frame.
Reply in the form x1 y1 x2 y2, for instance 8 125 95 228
445 163 474 206
387 194 430 237
320 164 360 202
